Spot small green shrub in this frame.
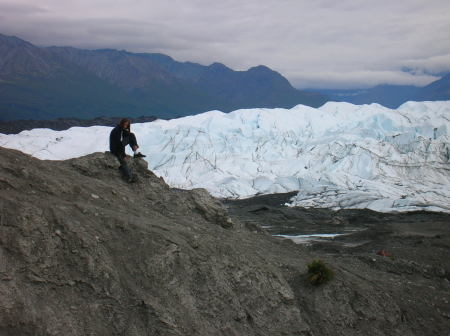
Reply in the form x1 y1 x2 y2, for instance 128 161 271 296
307 259 334 286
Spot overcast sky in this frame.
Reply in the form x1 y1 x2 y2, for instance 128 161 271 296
1 0 449 89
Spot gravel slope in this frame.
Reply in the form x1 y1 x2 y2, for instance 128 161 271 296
0 147 449 335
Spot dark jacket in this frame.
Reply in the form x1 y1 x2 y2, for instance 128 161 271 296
110 125 128 158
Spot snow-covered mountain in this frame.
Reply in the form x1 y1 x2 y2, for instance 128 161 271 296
1 101 449 213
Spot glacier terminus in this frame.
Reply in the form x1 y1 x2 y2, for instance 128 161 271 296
1 101 449 213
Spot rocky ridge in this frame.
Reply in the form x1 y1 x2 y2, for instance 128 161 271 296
0 147 449 335
0 116 157 135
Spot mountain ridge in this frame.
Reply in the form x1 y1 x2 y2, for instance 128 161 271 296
318 74 450 108
0 33 326 121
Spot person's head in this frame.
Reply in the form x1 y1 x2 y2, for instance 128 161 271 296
119 118 130 130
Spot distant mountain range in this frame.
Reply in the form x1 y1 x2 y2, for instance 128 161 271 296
0 34 326 121
1 33 449 122
317 74 450 108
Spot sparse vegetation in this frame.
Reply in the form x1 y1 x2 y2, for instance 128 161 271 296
307 259 334 285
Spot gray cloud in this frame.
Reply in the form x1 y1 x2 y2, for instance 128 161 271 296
1 0 449 89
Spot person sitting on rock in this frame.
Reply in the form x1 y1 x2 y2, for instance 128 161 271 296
109 118 146 182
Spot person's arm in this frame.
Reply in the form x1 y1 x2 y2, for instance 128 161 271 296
110 127 124 156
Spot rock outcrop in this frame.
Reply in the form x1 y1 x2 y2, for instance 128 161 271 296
0 147 449 335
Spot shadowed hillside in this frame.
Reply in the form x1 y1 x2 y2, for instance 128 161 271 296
0 34 326 121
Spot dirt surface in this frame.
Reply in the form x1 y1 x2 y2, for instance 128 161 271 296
225 193 450 334
1 147 449 335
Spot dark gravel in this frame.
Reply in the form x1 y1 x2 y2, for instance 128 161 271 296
0 116 157 134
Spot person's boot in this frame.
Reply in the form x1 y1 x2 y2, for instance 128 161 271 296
134 152 146 158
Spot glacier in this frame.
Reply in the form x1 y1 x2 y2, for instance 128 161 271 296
1 101 449 213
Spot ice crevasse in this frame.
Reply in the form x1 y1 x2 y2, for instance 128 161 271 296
1 100 449 213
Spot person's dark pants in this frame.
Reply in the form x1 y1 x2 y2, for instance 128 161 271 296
122 132 138 150
115 132 138 180
116 155 132 180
